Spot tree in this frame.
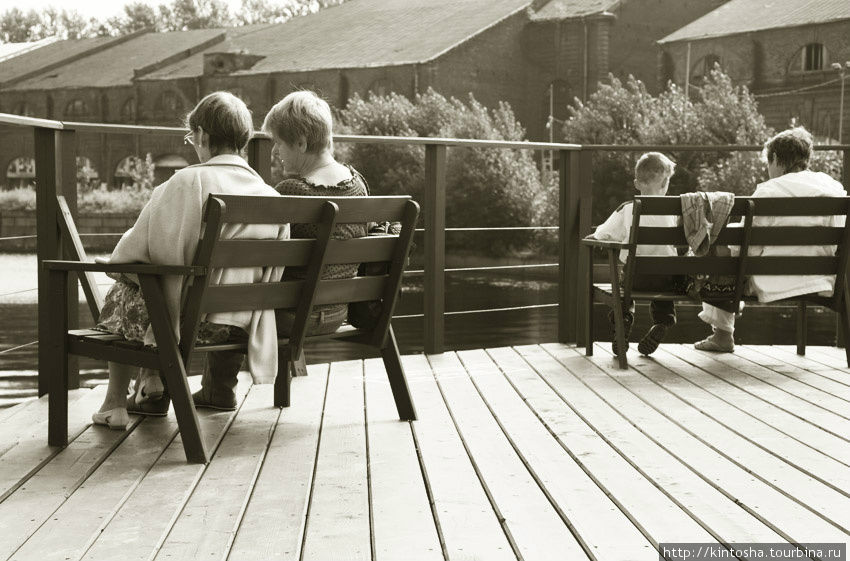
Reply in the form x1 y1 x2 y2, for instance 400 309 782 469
338 89 550 255
105 2 161 35
0 8 40 42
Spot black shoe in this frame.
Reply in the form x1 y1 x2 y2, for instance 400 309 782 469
638 324 669 355
192 387 237 411
126 390 170 416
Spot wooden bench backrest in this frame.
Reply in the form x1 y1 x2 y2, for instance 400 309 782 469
624 195 850 308
181 194 418 359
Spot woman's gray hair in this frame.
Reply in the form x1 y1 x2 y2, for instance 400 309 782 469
263 90 333 153
185 91 253 153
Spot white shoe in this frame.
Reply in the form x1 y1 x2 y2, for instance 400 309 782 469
92 407 130 429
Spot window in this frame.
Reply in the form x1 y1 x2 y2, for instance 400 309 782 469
121 98 137 122
6 157 35 189
64 99 89 118
691 54 721 84
802 43 825 71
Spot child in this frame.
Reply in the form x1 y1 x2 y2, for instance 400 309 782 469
589 152 679 355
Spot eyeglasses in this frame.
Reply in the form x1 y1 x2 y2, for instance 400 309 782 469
183 131 194 146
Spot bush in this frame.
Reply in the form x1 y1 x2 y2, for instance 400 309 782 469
338 89 551 255
0 187 36 211
0 184 151 213
563 67 776 224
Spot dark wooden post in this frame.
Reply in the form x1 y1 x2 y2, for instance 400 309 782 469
424 144 446 354
35 127 61 396
559 149 581 344
576 150 594 346
247 137 273 184
840 148 850 348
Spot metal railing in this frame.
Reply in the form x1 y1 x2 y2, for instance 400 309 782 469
1 112 849 394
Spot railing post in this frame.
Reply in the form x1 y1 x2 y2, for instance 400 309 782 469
840 147 850 348
424 144 446 354
35 128 61 395
247 136 273 184
559 150 580 343
576 150 593 346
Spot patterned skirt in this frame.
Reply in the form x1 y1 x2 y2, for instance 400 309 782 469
96 280 243 344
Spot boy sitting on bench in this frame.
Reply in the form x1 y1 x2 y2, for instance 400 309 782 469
587 152 683 355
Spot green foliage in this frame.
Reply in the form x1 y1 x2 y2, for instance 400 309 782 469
0 188 36 211
338 89 549 255
563 67 774 224
0 186 151 214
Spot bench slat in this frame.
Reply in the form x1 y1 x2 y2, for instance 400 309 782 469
635 196 850 216
214 195 410 224
633 256 838 275
636 226 844 246
202 276 388 313
209 237 397 268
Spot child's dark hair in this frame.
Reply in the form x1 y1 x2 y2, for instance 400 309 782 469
763 127 812 173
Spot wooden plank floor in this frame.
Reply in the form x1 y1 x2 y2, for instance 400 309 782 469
1 344 849 561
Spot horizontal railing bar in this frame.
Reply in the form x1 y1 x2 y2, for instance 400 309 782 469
0 341 38 355
583 144 850 151
334 134 582 150
413 226 558 232
0 235 38 241
447 263 558 273
0 287 39 298
445 303 558 315
78 232 124 237
0 113 64 129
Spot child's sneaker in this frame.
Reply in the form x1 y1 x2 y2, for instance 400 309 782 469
638 323 669 355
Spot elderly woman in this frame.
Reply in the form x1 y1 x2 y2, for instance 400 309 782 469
262 90 367 336
92 91 285 428
695 127 847 352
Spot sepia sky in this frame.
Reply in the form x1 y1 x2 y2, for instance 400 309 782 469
0 0 245 19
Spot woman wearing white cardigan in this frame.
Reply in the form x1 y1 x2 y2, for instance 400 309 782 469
92 92 286 429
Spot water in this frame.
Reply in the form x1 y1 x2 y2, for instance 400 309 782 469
0 253 840 407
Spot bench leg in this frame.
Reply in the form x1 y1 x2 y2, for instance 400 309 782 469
841 283 850 368
796 301 807 356
138 275 208 464
47 269 69 447
274 346 293 408
607 252 628 369
586 251 594 356
381 325 416 421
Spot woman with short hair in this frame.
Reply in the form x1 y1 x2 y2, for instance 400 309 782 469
263 90 368 336
92 91 285 428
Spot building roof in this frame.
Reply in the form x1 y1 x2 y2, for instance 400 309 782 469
143 0 534 79
5 29 227 90
659 0 850 43
529 0 620 21
0 38 58 63
0 36 116 85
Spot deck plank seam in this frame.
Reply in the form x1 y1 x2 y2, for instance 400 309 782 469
740 346 850 391
541 345 817 549
407 421 450 561
424 353 526 561
660 345 850 465
297 364 333 561
591 344 850 533
363 360 377 561
459 349 645 560
5 415 145 561
607 345 850 493
221 403 284 561
512 346 747 552
76 427 182 561
147 384 256 561
727 347 850 412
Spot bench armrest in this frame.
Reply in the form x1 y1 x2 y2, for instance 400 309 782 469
581 237 628 249
43 260 206 276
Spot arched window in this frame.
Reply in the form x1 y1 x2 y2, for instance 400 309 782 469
114 155 150 188
156 91 183 113
64 99 89 118
802 43 825 71
367 78 394 97
790 43 828 73
152 154 189 185
121 98 137 122
6 157 35 189
14 102 34 117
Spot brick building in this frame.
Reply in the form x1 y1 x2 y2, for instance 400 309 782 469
0 0 722 188
658 0 850 141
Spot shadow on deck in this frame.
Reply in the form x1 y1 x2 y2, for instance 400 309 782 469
1 343 849 561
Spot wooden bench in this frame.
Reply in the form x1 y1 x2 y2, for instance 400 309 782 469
43 194 420 463
582 195 850 369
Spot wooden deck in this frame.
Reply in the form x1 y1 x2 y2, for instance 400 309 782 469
1 343 849 561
